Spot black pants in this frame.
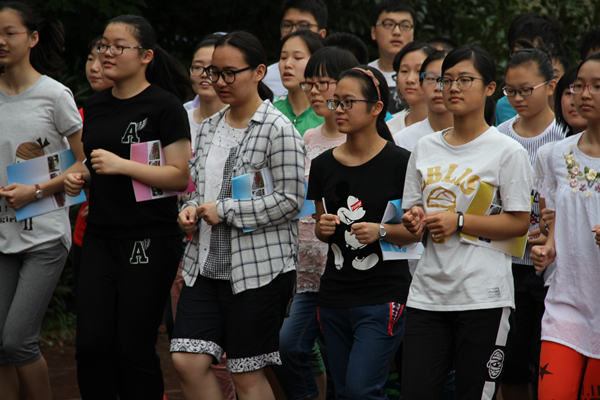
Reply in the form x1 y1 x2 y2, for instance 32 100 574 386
402 307 513 400
75 232 181 400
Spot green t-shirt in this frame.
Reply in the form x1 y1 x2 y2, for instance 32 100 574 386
273 95 324 136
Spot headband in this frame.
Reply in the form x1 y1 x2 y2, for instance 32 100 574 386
352 67 381 102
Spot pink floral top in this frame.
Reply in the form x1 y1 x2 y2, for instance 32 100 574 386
299 125 346 292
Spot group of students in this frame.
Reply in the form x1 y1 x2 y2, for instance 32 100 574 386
0 1 599 400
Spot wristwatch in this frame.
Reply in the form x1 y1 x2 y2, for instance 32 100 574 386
379 223 387 238
456 211 464 232
34 184 43 200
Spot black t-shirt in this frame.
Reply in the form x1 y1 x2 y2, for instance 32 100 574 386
82 85 190 238
307 141 412 308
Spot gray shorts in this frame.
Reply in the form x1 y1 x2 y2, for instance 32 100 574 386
0 243 68 366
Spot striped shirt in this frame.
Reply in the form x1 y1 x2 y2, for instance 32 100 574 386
497 116 566 265
181 100 307 294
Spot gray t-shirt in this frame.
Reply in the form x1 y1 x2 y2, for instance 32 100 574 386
0 75 83 253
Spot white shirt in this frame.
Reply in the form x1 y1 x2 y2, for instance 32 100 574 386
187 108 201 152
387 109 409 135
402 127 533 311
542 133 600 358
394 117 435 152
264 62 287 99
368 59 396 89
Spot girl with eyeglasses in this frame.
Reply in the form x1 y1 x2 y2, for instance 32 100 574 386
394 50 452 153
308 65 415 400
386 41 436 135
171 31 305 400
401 45 534 399
274 29 324 135
64 14 192 399
272 46 359 400
0 3 84 398
530 52 600 400
494 41 566 399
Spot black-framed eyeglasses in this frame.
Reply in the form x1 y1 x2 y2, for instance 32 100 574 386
569 83 600 94
207 66 252 84
190 65 208 77
375 19 413 32
326 99 378 111
299 81 338 92
95 43 144 56
421 72 441 84
439 77 483 91
280 21 318 32
503 81 549 97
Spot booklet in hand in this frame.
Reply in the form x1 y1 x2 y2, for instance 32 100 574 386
379 199 425 261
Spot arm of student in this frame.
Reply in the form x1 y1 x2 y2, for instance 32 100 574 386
91 138 191 191
351 221 421 246
314 201 339 243
592 225 600 248
217 124 306 230
531 223 556 271
425 210 530 241
0 129 86 210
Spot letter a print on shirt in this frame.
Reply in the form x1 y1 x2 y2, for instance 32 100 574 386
130 239 150 264
121 118 148 144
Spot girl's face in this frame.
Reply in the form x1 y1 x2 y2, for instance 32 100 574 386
560 87 587 132
210 44 263 107
304 74 337 118
573 60 600 123
0 9 38 69
332 76 381 135
421 59 445 114
99 23 151 83
504 63 554 119
190 45 218 100
396 50 427 105
279 36 311 92
86 50 114 91
441 59 495 118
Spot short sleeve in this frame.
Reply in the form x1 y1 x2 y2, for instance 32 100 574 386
402 151 423 210
542 144 559 211
534 142 554 197
159 95 191 147
53 88 83 137
498 148 534 212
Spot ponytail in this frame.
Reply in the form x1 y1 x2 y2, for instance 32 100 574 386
484 98 496 126
258 81 274 102
0 2 65 75
106 15 191 101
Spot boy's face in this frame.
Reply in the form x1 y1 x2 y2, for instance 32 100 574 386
371 11 414 58
280 8 326 39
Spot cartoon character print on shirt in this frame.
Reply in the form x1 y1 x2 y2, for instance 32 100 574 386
121 118 148 144
3 138 52 231
332 181 379 271
421 163 480 244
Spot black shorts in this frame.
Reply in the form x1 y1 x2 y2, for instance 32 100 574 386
170 271 296 373
402 306 513 400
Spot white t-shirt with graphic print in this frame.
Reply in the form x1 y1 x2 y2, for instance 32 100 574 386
402 127 533 311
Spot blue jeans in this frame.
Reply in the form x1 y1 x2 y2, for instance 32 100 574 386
319 303 406 400
273 292 322 400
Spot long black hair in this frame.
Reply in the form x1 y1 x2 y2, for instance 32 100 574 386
554 66 581 137
304 46 359 80
0 1 65 75
106 15 191 101
214 31 274 102
338 65 393 141
442 45 496 126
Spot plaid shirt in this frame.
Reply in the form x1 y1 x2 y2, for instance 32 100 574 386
182 100 306 294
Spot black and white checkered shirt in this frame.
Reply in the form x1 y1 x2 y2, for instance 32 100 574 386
182 101 307 294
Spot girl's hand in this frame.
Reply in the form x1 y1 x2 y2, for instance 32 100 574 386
318 214 340 237
81 204 90 219
527 228 547 246
351 222 380 245
530 245 556 271
540 208 554 231
592 225 600 248
401 206 425 236
65 173 86 197
424 211 458 240
197 201 219 226
0 183 36 210
178 205 198 233
90 149 125 175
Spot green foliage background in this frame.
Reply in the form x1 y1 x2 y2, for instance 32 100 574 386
28 0 598 332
